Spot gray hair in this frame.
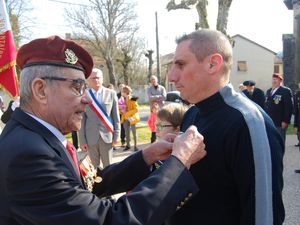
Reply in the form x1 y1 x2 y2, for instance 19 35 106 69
176 29 233 74
91 68 103 78
19 65 65 107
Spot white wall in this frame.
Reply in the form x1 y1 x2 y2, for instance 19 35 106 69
230 36 276 92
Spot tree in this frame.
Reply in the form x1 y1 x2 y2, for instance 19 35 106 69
65 0 139 86
6 0 33 48
166 0 233 35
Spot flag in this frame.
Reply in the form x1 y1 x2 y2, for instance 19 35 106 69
0 0 18 97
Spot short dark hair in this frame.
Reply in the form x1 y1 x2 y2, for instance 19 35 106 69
176 29 233 74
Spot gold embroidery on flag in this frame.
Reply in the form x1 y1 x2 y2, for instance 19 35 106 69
0 60 16 73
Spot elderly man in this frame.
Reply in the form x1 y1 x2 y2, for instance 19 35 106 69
265 73 293 144
167 29 284 225
79 68 120 168
147 75 166 143
242 80 265 109
0 36 207 225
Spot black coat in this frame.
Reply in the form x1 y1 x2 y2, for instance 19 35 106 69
0 108 199 225
294 90 300 128
242 87 265 109
1 100 14 124
265 86 294 127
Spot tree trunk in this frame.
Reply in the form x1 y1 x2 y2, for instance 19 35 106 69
106 57 116 87
195 0 209 29
216 0 233 34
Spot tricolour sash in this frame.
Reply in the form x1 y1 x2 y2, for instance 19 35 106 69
87 89 114 133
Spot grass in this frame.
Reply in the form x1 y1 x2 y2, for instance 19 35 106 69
66 123 151 146
287 124 296 135
135 124 151 144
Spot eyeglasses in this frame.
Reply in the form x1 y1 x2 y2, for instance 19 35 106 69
156 124 174 131
41 76 87 96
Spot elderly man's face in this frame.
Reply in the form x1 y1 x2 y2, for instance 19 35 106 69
272 78 281 89
45 68 90 134
88 71 103 90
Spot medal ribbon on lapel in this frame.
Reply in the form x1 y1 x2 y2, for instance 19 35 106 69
87 89 114 133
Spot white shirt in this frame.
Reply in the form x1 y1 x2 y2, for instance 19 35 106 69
271 87 279 95
92 87 104 103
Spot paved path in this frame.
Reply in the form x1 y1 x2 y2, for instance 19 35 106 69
282 135 300 225
110 135 300 224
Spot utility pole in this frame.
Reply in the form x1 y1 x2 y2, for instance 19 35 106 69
155 11 161 83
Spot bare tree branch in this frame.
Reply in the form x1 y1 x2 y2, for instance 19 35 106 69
6 0 34 47
65 0 141 86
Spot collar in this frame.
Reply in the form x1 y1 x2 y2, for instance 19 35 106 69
194 91 224 116
91 86 104 94
25 112 67 147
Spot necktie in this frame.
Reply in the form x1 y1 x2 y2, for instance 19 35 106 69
66 141 80 175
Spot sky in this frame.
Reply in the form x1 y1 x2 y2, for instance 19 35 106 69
28 0 294 55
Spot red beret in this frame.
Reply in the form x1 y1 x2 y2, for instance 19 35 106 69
272 73 283 80
16 36 93 78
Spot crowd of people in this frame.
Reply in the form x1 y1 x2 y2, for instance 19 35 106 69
0 28 299 225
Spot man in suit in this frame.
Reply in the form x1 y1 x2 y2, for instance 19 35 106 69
265 73 294 144
0 35 207 225
242 80 265 109
79 68 120 168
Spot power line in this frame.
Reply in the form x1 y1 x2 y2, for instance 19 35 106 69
45 0 92 7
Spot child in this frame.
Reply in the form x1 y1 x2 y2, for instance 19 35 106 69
156 103 188 138
147 103 159 143
120 85 140 151
153 103 188 169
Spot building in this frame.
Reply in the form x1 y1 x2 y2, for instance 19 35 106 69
161 34 282 92
231 34 278 92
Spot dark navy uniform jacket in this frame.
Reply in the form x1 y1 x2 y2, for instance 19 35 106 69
165 84 284 225
265 86 293 127
0 108 198 225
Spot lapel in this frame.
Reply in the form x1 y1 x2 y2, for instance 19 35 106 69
12 108 85 188
100 87 108 105
272 86 281 96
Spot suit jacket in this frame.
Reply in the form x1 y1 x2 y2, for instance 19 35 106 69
0 108 199 225
79 87 120 145
265 86 294 127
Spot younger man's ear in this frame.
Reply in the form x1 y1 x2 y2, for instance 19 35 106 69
207 54 223 73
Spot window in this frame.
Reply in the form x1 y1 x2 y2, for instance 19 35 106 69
237 61 247 71
274 65 280 73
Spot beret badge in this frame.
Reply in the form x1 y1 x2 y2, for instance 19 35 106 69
65 48 78 65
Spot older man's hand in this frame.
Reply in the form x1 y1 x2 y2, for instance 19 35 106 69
171 125 206 169
142 133 176 166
